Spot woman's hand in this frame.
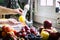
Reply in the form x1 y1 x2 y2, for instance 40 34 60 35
14 8 23 15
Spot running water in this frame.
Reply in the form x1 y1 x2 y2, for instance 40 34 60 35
18 0 33 26
23 0 33 27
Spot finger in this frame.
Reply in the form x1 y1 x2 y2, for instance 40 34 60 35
19 9 22 13
17 10 22 14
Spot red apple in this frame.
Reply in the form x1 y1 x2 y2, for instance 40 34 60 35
13 30 18 36
21 32 27 37
2 26 6 31
30 27 37 35
21 27 26 32
27 30 31 34
2 31 6 37
44 20 52 28
44 29 59 40
5 27 11 32
39 26 44 33
24 26 30 31
30 27 35 33
19 33 22 36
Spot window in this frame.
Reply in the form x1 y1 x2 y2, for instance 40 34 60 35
40 0 46 6
40 0 53 6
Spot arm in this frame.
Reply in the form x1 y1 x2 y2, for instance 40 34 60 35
0 6 22 15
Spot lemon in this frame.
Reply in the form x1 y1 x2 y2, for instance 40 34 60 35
40 29 49 40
